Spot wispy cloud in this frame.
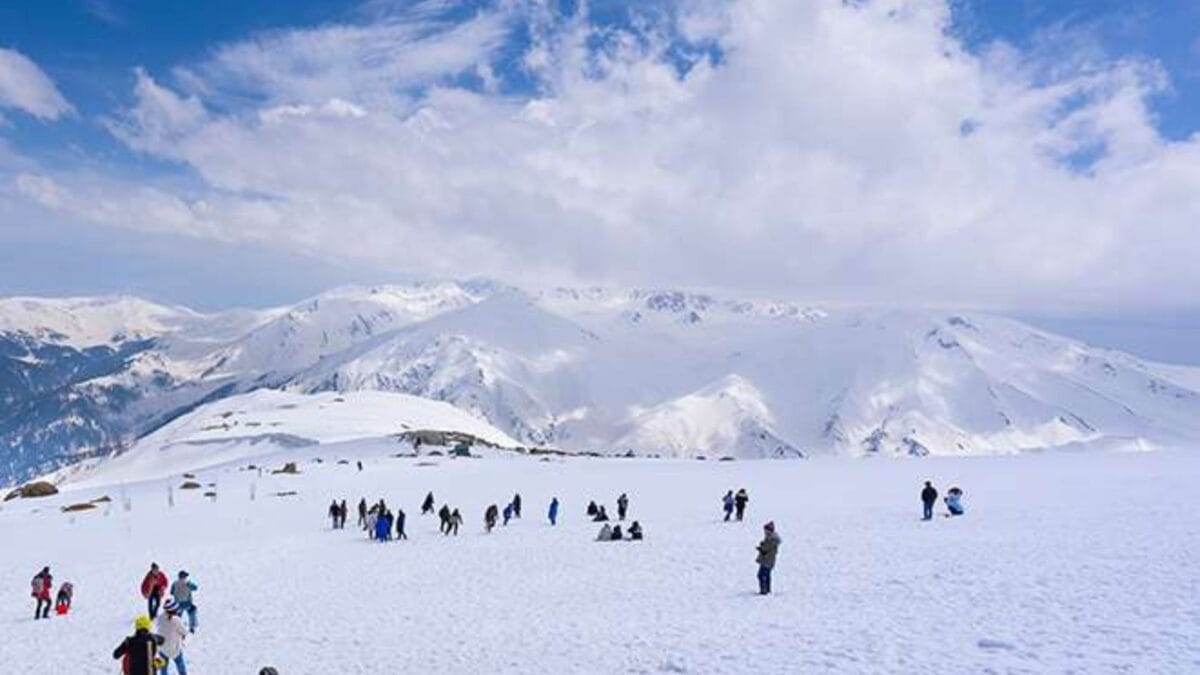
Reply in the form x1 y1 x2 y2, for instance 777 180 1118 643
84 0 125 27
0 48 73 120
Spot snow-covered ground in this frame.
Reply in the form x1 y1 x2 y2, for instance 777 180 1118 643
2 443 1197 673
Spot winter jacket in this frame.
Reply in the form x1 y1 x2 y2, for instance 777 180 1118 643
945 493 964 515
113 629 164 675
596 524 613 541
156 613 188 659
735 491 749 508
31 571 52 600
141 570 168 598
921 486 938 505
756 532 781 568
171 579 197 605
548 500 559 521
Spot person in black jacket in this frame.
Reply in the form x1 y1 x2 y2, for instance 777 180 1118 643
113 615 164 675
395 508 407 540
512 493 522 518
921 481 938 521
422 492 436 515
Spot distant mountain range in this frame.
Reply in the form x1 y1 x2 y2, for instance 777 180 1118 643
2 282 1198 486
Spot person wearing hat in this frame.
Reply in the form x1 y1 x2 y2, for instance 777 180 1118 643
30 566 52 620
755 521 782 595
112 615 164 675
170 571 198 633
156 599 189 674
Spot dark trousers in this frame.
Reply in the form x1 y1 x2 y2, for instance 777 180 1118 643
922 502 934 520
35 597 51 619
148 590 162 618
735 504 746 521
757 566 772 595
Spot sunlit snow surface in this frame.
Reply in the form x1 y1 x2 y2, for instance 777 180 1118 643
2 443 1197 673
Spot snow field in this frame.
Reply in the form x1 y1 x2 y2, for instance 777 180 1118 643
1 447 1197 673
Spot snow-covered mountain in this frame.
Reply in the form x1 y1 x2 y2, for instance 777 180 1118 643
2 282 1198 485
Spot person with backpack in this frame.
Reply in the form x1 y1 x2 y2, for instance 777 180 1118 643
170 571 198 633
628 521 644 541
141 563 169 619
734 489 749 521
722 490 735 521
512 493 522 518
449 509 463 536
485 504 499 533
55 581 74 615
617 493 629 521
395 508 408 540
755 522 781 595
113 615 164 675
921 481 938 521
31 567 52 620
502 502 514 526
422 492 436 515
548 498 560 526
156 599 189 674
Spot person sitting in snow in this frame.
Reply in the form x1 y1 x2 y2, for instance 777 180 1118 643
54 581 73 615
610 525 623 541
485 504 499 533
596 524 613 541
945 487 965 516
592 506 610 522
586 501 599 518
628 521 644 541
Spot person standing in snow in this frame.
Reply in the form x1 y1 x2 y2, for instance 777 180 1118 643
156 599 189 674
112 615 164 675
617 493 629 521
141 563 169 619
548 498 560 526
755 521 781 595
422 492 436 515
395 508 408 540
366 509 379 539
944 487 965 516
512 493 522 518
921 481 938 521
356 461 363 472
438 504 452 534
170 571 198 633
375 510 391 541
31 566 52 620
449 508 463 536
339 500 349 529
502 502 514 526
328 500 341 529
485 504 499 533
734 489 749 521
358 498 368 529
722 490 735 522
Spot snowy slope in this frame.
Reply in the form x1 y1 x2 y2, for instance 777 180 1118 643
2 281 1199 485
2 443 1198 672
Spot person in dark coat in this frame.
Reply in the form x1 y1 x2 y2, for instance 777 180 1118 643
422 492 436 515
328 500 341 529
485 504 499 533
512 493 522 518
586 501 598 517
339 500 348 529
734 489 749 521
112 615 164 675
548 498 560 526
503 502 514 526
610 525 623 541
629 521 644 540
395 508 408 540
449 509 462 536
438 504 452 534
592 506 610 522
358 498 368 529
921 481 938 521
617 493 629 521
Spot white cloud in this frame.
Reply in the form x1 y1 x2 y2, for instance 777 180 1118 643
0 49 73 120
13 0 1200 311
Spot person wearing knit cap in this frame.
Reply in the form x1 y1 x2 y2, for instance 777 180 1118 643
755 521 781 595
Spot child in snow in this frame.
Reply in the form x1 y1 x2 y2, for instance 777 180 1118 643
171 571 198 633
54 581 73 615
945 487 965 516
31 566 52 620
113 615 164 675
156 599 189 674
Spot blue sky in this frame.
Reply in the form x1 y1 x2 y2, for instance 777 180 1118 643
0 1 1198 361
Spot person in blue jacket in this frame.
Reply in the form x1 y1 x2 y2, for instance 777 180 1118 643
945 487 965 516
375 510 392 541
548 498 560 526
502 502 514 526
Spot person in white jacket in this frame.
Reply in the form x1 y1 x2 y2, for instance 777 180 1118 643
156 599 189 674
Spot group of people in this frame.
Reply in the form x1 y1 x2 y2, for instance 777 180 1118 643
354 498 408 542
586 493 631 523
920 481 966 520
326 499 349 528
86 563 199 675
721 488 750 521
483 493 524 532
595 521 644 541
30 566 71 620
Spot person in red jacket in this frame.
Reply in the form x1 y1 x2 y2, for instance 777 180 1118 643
140 563 169 619
31 567 52 620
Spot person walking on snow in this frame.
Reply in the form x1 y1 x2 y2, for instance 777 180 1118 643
438 504 452 534
592 506 610 522
921 481 938 521
55 581 74 615
156 599 189 674
755 522 781 595
170 571 198 633
503 502 514 526
31 566 52 620
112 615 163 675
358 498 368 529
722 490 735 522
422 492 436 515
395 508 408 540
339 500 348 529
485 504 499 532
734 489 749 522
617 493 629 521
449 509 463 536
512 493 522 518
142 563 169 619
548 498 560 526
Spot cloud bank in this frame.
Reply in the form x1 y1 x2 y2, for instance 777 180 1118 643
7 0 1200 311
